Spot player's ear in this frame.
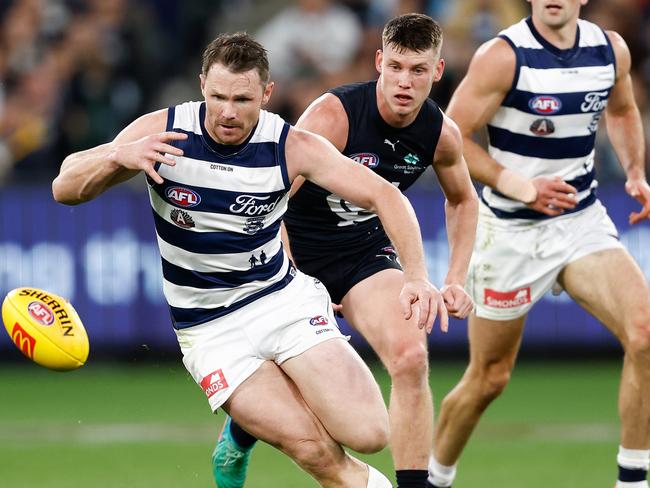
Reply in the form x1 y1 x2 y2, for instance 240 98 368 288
433 58 445 82
375 49 383 74
262 81 274 106
200 73 206 97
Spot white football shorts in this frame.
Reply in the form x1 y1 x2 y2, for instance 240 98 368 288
175 270 347 412
468 199 623 320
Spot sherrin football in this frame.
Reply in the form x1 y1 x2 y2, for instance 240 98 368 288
2 287 89 371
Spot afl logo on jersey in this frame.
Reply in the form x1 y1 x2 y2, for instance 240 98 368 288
529 96 562 115
165 187 201 208
351 153 379 169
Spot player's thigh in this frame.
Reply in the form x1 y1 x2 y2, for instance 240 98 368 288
280 337 388 450
341 268 428 365
559 248 650 342
466 313 525 375
223 360 338 453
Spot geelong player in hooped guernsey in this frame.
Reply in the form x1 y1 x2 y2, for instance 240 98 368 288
149 101 294 329
482 15 615 219
430 2 650 488
52 32 451 488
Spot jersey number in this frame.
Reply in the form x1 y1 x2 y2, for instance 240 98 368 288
326 182 400 227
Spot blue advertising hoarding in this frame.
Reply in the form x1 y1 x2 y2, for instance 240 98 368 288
0 181 646 357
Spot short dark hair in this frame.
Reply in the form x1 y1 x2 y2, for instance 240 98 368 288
382 13 443 55
201 32 270 84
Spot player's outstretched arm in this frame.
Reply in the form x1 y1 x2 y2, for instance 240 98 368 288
448 38 577 216
285 126 448 333
52 109 186 205
604 31 650 225
432 114 478 319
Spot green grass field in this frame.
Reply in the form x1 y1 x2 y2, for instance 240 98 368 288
0 359 622 487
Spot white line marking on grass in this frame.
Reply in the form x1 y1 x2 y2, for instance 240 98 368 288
0 422 620 445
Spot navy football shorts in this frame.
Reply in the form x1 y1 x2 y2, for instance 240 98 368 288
289 233 402 304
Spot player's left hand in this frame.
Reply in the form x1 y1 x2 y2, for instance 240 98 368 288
625 178 650 224
441 284 474 319
400 278 449 334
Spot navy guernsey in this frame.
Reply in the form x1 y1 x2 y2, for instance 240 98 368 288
284 80 443 249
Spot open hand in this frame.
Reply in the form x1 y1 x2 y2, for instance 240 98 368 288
625 178 650 224
399 278 449 333
113 131 187 184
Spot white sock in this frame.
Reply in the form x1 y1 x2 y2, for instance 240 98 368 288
616 446 650 488
367 465 392 488
428 455 457 487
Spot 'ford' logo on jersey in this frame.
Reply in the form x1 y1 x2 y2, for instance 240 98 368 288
351 153 379 169
166 187 201 207
529 96 562 115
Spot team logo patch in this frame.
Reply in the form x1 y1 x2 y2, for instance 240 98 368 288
403 153 419 165
243 216 265 234
165 186 201 208
529 95 562 115
27 301 55 326
351 153 379 169
199 369 229 399
529 118 555 136
309 315 329 326
170 209 195 228
484 287 531 309
11 323 36 359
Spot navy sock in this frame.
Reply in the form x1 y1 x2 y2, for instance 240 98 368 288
396 469 428 488
229 420 258 449
618 465 648 483
425 481 448 488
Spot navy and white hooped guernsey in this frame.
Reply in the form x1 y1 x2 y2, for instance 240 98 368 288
483 17 616 220
147 101 293 329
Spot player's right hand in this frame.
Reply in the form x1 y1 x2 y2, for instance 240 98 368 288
400 278 449 334
113 131 187 184
527 176 577 216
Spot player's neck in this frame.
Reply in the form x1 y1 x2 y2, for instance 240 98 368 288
531 15 579 50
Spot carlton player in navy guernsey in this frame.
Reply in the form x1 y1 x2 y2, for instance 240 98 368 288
429 2 650 488
51 32 451 488
218 14 479 488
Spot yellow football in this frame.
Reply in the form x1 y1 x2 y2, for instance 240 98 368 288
2 287 89 371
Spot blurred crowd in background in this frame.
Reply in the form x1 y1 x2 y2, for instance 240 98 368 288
0 0 649 187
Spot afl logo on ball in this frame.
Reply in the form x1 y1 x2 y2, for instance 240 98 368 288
27 301 55 326
529 96 562 115
166 187 201 207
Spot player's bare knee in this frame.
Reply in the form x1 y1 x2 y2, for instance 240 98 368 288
386 340 429 384
624 317 650 359
345 421 389 454
284 438 340 475
465 360 512 405
482 362 513 401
